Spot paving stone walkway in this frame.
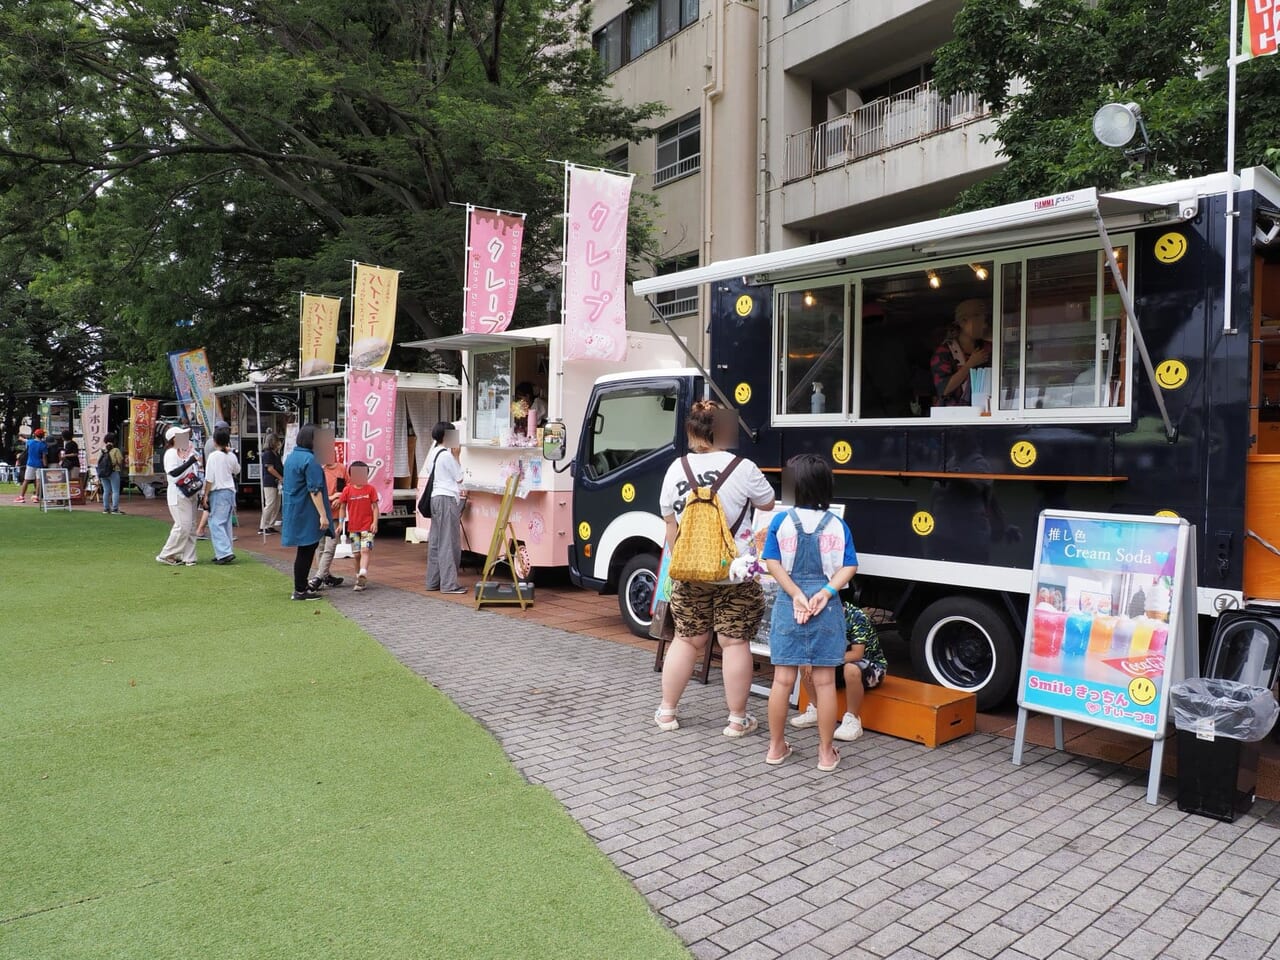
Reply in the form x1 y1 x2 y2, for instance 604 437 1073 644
317 579 1280 960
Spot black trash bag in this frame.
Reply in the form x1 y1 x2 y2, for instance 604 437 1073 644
1171 677 1279 742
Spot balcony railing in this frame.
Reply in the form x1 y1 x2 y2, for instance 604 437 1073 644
783 80 996 185
653 293 699 319
653 153 701 187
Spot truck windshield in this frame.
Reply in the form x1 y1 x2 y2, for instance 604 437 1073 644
583 385 679 480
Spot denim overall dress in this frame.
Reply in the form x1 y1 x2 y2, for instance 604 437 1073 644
768 509 847 667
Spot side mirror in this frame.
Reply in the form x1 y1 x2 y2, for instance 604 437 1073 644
542 420 567 462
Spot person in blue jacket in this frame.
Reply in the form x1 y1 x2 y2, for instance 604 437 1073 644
15 428 48 503
281 424 334 601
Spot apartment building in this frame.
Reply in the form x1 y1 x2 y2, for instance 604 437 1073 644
762 0 1006 249
591 0 760 361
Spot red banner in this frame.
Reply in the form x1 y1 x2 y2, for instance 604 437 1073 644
1246 0 1278 57
345 371 398 513
128 399 158 475
563 165 633 361
464 208 525 334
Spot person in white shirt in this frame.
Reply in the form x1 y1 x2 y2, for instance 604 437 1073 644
655 400 775 738
424 421 467 594
203 426 241 564
157 426 202 566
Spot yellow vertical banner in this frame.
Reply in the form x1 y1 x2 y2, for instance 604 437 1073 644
299 294 341 377
350 264 400 371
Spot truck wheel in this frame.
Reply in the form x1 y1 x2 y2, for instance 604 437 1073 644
618 553 660 638
910 597 1019 711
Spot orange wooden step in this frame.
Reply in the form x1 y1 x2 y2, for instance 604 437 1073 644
798 675 977 748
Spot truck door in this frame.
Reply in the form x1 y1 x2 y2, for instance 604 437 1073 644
570 377 688 634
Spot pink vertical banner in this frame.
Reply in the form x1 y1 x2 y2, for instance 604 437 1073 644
464 208 525 333
345 370 398 513
562 165 633 361
82 394 110 474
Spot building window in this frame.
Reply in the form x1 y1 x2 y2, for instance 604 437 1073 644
788 0 818 12
604 145 629 172
628 2 659 60
654 254 698 319
776 284 849 417
654 113 700 186
592 0 698 76
591 19 623 75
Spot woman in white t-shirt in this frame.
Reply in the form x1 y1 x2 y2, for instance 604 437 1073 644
424 421 467 594
655 400 775 737
157 426 202 566
203 426 241 564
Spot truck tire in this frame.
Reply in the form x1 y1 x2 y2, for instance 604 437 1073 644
618 553 660 638
910 596 1019 711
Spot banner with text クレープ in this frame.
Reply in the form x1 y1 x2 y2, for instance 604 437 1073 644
345 370 398 513
562 165 633 362
464 208 524 334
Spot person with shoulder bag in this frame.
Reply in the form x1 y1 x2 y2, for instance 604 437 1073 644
654 400 775 738
156 426 202 566
423 421 466 594
98 433 125 514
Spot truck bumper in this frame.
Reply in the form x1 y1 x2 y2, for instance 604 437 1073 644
568 544 606 593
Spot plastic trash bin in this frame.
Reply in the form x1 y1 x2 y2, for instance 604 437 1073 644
1172 678 1279 822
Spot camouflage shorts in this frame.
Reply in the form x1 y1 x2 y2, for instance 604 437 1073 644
669 579 765 642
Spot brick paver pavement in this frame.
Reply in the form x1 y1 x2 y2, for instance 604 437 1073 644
312 578 1280 960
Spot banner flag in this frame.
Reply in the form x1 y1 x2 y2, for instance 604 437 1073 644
168 350 196 426
345 369 398 513
300 294 342 377
128 398 158 475
79 393 110 475
463 207 525 334
562 165 633 361
351 264 400 371
173 348 223 437
1245 0 1278 58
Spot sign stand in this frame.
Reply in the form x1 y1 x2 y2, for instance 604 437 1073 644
475 474 532 609
1011 511 1199 805
39 468 73 513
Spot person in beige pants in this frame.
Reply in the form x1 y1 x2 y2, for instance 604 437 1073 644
258 432 284 533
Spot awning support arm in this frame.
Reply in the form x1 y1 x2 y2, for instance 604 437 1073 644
1094 211 1177 443
643 296 758 442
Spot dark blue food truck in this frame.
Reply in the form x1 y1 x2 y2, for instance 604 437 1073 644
563 167 1280 709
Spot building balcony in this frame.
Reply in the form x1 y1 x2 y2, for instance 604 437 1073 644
783 80 993 184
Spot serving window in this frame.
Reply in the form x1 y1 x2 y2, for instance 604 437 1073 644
769 236 1132 425
775 284 850 419
468 342 550 444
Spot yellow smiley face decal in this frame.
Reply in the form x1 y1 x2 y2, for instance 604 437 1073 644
577 521 591 541
621 483 635 503
1155 359 1187 390
735 295 754 317
1153 232 1188 264
832 440 852 465
734 382 752 405
1010 441 1037 469
1128 676 1157 707
1155 509 1179 519
911 511 935 536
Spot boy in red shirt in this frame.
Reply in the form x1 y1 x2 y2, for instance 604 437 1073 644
337 461 380 592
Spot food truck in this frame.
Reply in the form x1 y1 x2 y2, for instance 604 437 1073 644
561 167 1280 709
214 371 460 518
403 324 686 567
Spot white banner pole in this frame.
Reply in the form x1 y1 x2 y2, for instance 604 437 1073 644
1224 0 1241 333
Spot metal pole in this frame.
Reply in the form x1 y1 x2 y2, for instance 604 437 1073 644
461 204 473 332
255 383 265 541
1224 0 1241 334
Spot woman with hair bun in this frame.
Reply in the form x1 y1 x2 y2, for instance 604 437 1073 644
655 400 775 738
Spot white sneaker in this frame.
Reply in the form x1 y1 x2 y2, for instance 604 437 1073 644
789 704 819 729
833 713 864 742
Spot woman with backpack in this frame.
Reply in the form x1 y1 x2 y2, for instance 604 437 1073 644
654 400 775 737
98 433 124 514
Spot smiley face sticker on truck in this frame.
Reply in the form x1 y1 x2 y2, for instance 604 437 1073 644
621 483 636 503
832 440 852 465
1155 359 1188 390
1153 232 1188 264
577 521 591 541
911 511 935 536
1010 441 1037 469
734 382 752 405
735 295 754 317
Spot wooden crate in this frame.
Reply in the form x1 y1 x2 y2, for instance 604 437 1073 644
798 675 976 748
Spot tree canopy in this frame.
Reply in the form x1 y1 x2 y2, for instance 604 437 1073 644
0 0 659 406
934 0 1280 210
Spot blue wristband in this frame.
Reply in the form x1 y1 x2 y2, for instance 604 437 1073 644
823 584 839 598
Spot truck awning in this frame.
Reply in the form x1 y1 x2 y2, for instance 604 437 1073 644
401 330 548 352
633 173 1233 295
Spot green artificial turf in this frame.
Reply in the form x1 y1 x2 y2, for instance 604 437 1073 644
0 507 688 960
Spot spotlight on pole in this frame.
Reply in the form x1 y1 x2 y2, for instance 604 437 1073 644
1092 101 1151 162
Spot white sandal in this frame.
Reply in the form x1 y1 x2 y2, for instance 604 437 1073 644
654 706 680 731
723 713 759 738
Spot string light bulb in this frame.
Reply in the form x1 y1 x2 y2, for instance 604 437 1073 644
970 263 989 281
927 271 941 290
802 291 816 307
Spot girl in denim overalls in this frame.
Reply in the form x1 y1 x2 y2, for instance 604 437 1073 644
761 455 858 772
